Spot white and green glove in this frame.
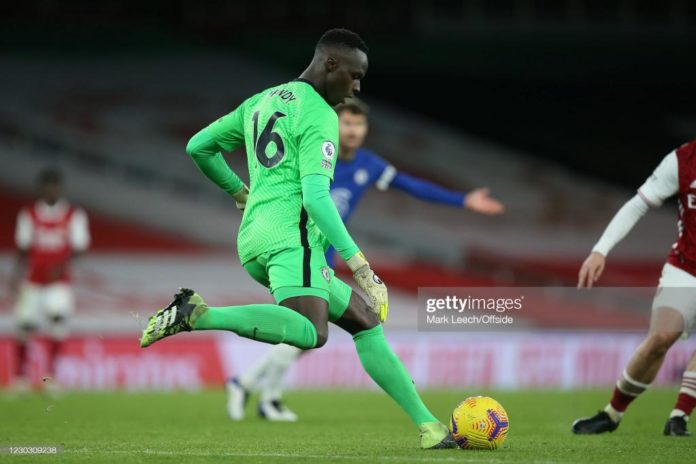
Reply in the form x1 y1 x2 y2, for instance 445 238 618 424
347 252 389 323
232 184 249 211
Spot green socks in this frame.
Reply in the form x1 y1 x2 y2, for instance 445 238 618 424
194 304 317 349
353 325 437 426
195 306 436 425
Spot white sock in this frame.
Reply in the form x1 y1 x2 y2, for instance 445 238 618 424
604 404 623 423
670 409 688 420
259 344 303 402
238 348 276 391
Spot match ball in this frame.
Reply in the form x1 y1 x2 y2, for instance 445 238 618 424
449 396 509 450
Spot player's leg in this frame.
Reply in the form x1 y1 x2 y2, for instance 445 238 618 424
573 264 691 434
258 350 304 402
227 343 303 421
12 324 33 391
226 339 310 421
240 263 341 421
226 339 281 420
328 273 456 449
664 350 696 436
12 283 41 390
42 283 74 391
140 288 322 349
664 283 696 437
572 311 682 434
216 248 328 420
246 249 331 420
226 340 282 421
255 344 303 421
140 249 327 350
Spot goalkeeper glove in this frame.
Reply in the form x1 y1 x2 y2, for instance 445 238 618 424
346 251 388 323
232 184 249 211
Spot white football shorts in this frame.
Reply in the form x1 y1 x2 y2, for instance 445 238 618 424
15 283 75 327
652 263 696 336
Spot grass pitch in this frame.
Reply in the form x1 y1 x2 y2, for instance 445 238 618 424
0 389 691 463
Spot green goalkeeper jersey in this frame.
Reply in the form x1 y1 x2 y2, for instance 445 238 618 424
206 80 338 264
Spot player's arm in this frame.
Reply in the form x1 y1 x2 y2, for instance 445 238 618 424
299 109 388 321
10 250 28 294
578 151 678 288
10 209 31 293
185 101 251 209
60 208 91 278
302 175 359 259
378 163 504 215
302 175 388 321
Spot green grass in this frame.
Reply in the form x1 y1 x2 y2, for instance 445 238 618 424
0 389 691 463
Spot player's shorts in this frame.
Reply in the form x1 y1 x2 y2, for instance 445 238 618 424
243 246 352 322
651 263 696 336
15 282 75 328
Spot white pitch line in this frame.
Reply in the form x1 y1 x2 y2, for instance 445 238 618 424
67 447 565 464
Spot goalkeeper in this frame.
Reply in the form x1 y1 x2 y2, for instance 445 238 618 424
228 97 504 422
139 28 456 450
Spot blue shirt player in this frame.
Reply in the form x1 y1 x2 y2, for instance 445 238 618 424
325 97 504 267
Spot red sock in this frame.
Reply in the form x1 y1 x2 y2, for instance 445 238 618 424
609 370 649 414
45 339 62 379
610 385 637 412
674 371 696 417
674 393 696 417
15 340 27 378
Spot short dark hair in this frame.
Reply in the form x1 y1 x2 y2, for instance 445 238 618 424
316 28 368 54
37 167 63 186
335 97 370 116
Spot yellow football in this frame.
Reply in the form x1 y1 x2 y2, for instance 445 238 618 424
449 396 509 450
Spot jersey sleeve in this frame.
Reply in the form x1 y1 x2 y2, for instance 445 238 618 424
186 129 246 196
69 208 91 252
302 174 359 261
592 195 650 256
637 151 678 207
205 97 252 152
15 208 32 250
297 105 338 180
391 171 466 207
368 154 397 191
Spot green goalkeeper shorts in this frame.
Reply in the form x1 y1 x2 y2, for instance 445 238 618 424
243 246 353 322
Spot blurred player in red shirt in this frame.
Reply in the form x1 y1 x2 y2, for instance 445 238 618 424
9 169 90 390
573 140 696 437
